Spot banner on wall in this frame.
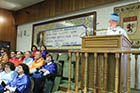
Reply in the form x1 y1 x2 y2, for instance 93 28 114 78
38 25 87 50
123 16 137 35
33 12 96 50
115 2 140 47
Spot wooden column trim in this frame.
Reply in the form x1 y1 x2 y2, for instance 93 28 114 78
127 53 131 93
83 52 88 93
135 54 138 89
93 53 97 93
75 52 80 93
68 52 72 91
103 53 108 93
98 54 102 92
115 53 119 93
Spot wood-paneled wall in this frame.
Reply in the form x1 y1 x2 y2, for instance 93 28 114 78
0 8 16 50
15 0 121 25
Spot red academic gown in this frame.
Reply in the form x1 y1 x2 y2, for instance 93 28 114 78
14 56 25 67
9 57 18 64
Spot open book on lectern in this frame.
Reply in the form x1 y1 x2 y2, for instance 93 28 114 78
95 29 122 36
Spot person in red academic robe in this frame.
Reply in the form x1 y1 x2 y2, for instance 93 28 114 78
31 45 38 59
9 51 18 64
14 51 25 67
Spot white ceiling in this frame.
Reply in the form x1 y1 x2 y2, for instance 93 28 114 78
0 0 45 11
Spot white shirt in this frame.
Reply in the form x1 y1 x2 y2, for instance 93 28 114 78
107 26 129 39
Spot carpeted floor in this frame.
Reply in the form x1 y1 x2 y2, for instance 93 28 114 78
54 90 139 93
131 89 140 93
53 80 140 93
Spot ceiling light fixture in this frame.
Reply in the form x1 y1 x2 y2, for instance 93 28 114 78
0 16 5 23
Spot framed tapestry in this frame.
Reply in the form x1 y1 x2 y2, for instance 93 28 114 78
32 12 96 51
114 2 140 47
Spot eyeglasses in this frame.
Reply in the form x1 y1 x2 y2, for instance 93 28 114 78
1 52 4 53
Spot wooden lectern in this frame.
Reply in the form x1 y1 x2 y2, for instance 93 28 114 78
82 35 131 51
80 35 131 93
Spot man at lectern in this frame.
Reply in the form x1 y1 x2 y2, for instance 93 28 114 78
108 13 129 39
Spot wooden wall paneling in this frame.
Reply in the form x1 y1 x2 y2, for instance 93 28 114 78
85 0 119 8
37 3 45 19
15 0 124 25
74 0 85 10
63 0 71 13
28 7 36 21
29 3 43 21
55 0 76 15
71 0 76 11
61 0 67 13
15 9 26 24
48 0 56 17
67 0 74 12
85 0 96 8
23 7 31 21
10 20 17 50
6 11 16 50
40 1 50 18
55 0 64 15
0 8 16 50
96 0 117 6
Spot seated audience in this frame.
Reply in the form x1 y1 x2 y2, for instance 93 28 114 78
0 48 9 63
5 63 31 93
29 51 45 93
23 51 33 66
33 54 57 93
40 45 48 59
29 51 46 73
9 51 17 64
0 62 17 84
31 45 38 59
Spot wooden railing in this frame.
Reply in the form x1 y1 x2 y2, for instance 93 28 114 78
67 50 140 93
